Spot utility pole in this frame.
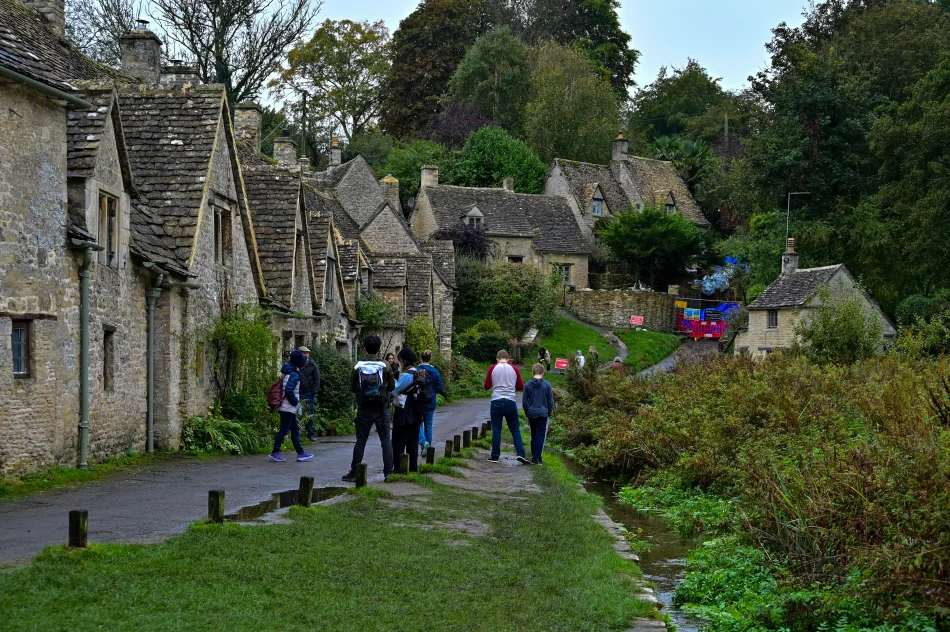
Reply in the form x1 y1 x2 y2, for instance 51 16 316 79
786 192 810 244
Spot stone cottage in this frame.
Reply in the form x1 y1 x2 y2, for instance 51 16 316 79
734 239 897 358
545 134 711 243
410 167 590 289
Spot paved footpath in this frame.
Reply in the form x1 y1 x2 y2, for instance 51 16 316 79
0 398 494 565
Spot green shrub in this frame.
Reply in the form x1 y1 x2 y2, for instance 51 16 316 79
793 286 883 364
460 332 510 363
206 305 278 399
405 315 438 354
356 291 400 341
181 411 269 454
454 259 561 335
469 319 503 335
309 345 356 424
431 354 486 400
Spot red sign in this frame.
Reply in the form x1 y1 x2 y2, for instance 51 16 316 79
629 315 644 326
554 358 570 370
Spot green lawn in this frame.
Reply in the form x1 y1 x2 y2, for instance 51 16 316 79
612 329 681 372
0 455 655 631
535 317 616 366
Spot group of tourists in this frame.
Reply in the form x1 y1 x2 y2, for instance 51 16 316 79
537 345 625 374
267 335 556 479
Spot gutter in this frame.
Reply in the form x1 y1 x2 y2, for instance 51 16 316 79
0 66 93 110
69 238 105 469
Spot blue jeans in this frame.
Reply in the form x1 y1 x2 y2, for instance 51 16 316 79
418 408 435 446
528 417 548 463
490 398 525 459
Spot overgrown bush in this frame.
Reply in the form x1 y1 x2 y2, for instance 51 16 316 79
405 315 438 354
430 354 487 400
181 409 269 454
356 291 400 340
460 332 510 363
206 305 278 399
551 352 950 628
309 345 356 428
793 286 883 364
896 290 950 327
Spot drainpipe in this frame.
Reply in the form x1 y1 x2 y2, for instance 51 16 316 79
70 238 105 469
143 262 167 454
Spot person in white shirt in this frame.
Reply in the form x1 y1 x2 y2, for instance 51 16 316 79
483 350 529 464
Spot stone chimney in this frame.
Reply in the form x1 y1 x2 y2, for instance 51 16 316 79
119 20 163 85
612 132 629 162
420 165 439 190
273 136 297 167
329 136 342 168
298 156 310 175
24 0 65 35
160 60 201 88
380 174 401 214
781 237 800 275
503 177 514 192
234 102 262 154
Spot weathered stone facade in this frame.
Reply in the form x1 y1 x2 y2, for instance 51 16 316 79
566 289 676 332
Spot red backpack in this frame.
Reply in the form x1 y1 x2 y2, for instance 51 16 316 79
266 376 285 412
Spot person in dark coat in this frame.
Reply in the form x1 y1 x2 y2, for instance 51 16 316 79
269 350 314 463
297 346 321 441
522 363 554 465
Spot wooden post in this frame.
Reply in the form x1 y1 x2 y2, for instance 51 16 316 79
298 476 315 507
426 446 436 465
445 440 453 458
399 453 410 475
208 490 225 524
68 510 88 548
356 463 368 488
453 434 461 453
462 430 471 448
472 426 479 440
482 422 489 436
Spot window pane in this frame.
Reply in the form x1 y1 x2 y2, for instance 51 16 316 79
12 327 24 374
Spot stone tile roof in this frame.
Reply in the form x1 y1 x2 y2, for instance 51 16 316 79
118 86 225 267
66 90 113 178
314 157 358 190
336 241 360 282
422 240 456 289
304 184 359 240
244 168 301 305
371 257 406 288
425 185 589 254
554 159 629 214
623 156 710 227
748 265 842 310
0 0 127 92
309 215 332 306
129 198 189 275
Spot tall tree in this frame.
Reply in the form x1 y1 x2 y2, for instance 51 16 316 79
272 19 390 141
151 0 321 105
454 126 546 193
381 0 499 139
448 27 530 134
65 0 141 66
523 41 619 164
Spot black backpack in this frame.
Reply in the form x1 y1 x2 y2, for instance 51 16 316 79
405 367 433 415
358 364 385 405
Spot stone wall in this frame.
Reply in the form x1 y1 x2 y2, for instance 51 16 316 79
566 289 676 332
362 206 420 255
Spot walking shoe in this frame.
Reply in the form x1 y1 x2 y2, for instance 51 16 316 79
516 456 531 465
487 456 500 463
297 452 314 462
268 452 286 463
341 471 357 482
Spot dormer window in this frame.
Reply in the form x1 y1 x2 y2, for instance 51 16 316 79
591 198 604 217
664 192 677 215
98 192 118 267
465 206 484 229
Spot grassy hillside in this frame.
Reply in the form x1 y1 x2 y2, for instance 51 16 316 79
612 330 681 372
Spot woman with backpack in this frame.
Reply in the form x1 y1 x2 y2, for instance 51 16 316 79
268 350 314 463
390 348 429 473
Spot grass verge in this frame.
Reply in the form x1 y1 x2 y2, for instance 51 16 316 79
0 455 655 631
537 316 616 366
611 329 680 372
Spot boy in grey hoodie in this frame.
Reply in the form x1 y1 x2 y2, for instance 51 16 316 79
522 363 554 464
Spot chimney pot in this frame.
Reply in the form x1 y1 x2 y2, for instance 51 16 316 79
421 165 439 190
120 26 163 85
298 156 310 174
329 136 342 167
380 174 401 214
781 237 800 275
273 136 297 167
234 102 262 156
612 132 629 162
503 177 514 192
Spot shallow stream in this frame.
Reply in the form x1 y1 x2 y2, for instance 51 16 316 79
564 459 707 632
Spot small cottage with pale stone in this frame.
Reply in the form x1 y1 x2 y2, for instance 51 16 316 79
734 239 897 358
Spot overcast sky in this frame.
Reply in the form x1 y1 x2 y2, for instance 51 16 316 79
317 0 810 92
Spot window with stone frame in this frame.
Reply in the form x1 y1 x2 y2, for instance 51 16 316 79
294 334 305 349
98 192 119 267
591 197 604 217
552 263 572 285
11 320 31 378
325 255 335 302
103 327 115 391
213 204 232 266
665 202 676 215
767 310 779 329
507 256 524 264
465 207 484 229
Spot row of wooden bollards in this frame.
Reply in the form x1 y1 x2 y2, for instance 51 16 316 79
66 422 495 548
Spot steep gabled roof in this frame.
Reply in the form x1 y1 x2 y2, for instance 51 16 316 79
372 257 406 288
304 183 360 240
425 185 589 254
554 159 629 214
0 0 127 92
128 199 189 276
622 156 710 227
748 265 842 310
244 168 302 306
118 85 226 267
309 215 332 307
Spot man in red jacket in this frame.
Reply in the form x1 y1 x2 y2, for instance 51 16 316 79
484 350 529 464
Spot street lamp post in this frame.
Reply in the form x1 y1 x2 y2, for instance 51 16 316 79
786 192 811 243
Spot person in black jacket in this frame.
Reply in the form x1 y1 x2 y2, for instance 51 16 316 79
297 346 321 441
522 363 554 465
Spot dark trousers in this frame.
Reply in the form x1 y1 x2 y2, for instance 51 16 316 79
528 416 548 463
490 398 526 459
274 411 304 454
300 393 316 437
392 419 422 473
350 405 394 476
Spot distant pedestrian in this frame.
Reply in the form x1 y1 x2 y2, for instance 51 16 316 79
575 350 586 369
341 335 395 482
269 350 314 463
386 352 400 381
544 348 551 371
538 346 549 372
297 346 321 441
484 350 529 465
522 363 554 465
589 345 599 364
611 356 624 372
417 350 444 455
391 348 428 473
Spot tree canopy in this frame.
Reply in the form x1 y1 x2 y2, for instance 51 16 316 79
454 126 546 193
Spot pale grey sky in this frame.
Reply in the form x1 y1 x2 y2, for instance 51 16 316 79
318 0 809 92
